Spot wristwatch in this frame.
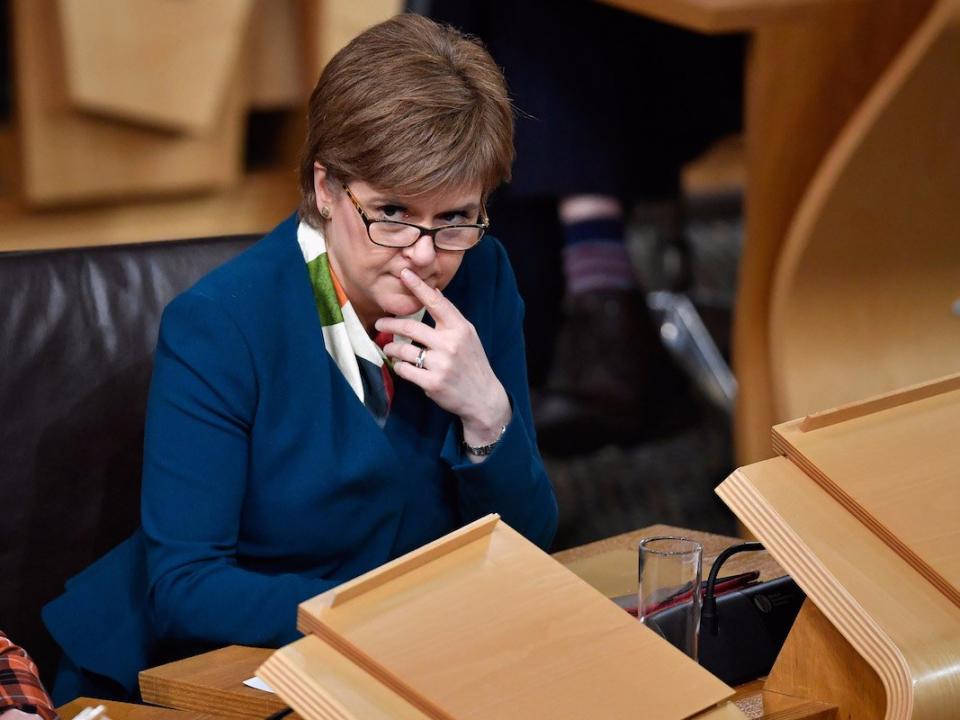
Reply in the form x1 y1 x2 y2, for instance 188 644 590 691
462 423 507 457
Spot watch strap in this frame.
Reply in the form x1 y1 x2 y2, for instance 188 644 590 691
462 423 507 457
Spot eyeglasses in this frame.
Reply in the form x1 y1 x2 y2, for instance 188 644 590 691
341 184 489 251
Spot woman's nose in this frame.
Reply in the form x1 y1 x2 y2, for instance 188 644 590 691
403 232 437 266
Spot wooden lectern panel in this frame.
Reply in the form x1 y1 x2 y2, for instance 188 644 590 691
260 635 432 720
247 0 304 110
57 0 254 134
773 374 960 608
293 516 733 720
13 0 246 205
717 457 960 720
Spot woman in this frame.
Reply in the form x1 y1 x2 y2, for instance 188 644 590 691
44 14 557 701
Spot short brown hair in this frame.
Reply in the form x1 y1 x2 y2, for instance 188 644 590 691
298 13 514 227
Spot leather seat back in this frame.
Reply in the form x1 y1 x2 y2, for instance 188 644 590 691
0 234 257 682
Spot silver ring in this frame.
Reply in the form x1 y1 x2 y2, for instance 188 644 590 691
415 347 427 369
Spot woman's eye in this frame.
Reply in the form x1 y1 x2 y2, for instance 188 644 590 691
377 205 406 220
440 211 469 224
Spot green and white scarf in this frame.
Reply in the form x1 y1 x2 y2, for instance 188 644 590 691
297 221 423 426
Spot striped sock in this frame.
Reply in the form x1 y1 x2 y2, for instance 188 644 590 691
562 218 636 295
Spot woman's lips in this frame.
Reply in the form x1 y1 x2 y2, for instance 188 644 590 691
392 270 433 288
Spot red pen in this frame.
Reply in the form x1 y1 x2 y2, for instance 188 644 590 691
625 570 760 617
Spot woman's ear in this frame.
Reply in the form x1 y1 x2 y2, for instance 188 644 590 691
313 162 335 209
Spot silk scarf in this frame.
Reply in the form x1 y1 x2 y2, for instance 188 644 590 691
297 221 423 426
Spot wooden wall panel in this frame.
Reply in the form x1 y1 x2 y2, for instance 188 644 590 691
57 0 254 134
13 0 247 206
769 0 960 423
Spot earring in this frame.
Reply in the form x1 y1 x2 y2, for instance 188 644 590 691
320 206 332 220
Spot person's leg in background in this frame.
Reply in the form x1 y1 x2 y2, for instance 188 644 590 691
533 189 684 453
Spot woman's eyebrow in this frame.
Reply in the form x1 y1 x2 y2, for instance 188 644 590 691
438 203 480 216
365 196 480 216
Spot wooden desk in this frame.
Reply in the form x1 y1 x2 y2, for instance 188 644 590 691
57 697 222 720
602 0 935 464
554 523 784 599
136 525 787 718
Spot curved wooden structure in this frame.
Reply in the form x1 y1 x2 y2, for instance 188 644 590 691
729 0 933 464
719 458 960 720
717 375 960 720
769 0 960 422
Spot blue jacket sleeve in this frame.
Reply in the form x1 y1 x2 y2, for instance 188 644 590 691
141 291 331 647
441 244 558 550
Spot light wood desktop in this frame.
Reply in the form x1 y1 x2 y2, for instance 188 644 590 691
601 0 937 465
57 698 227 720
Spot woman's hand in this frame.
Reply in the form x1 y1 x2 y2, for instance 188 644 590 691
376 269 511 452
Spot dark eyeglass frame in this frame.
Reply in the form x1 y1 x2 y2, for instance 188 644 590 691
341 184 489 251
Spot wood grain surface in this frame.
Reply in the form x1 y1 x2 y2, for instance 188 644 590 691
139 645 287 719
598 0 859 33
0 168 298 251
12 0 246 206
732 0 934 464
718 456 960 720
768 0 960 425
553 523 784 590
57 697 223 720
766 601 886 720
57 0 254 134
296 519 733 720
137 525 797 719
773 374 960 608
258 635 434 720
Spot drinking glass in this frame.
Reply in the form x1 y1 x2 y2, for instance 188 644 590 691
637 536 703 660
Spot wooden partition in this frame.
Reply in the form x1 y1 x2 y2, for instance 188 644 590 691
717 374 960 719
769 0 960 422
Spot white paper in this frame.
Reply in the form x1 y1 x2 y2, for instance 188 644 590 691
243 676 276 693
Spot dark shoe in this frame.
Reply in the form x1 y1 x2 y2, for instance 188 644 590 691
533 289 692 455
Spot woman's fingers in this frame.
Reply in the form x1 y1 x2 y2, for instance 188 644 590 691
398 268 458 325
376 271 503 425
375 317 441 347
392 356 431 387
383 341 427 367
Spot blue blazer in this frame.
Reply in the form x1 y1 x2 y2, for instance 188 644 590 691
44 213 557 696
